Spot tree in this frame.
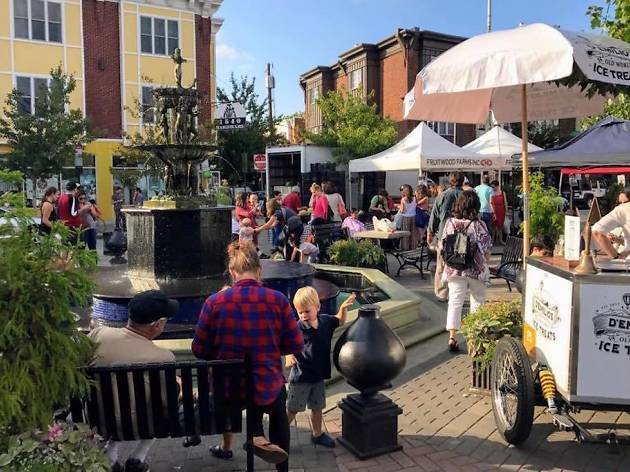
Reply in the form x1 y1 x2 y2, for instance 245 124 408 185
304 88 398 164
0 66 92 192
212 74 286 183
581 1 630 127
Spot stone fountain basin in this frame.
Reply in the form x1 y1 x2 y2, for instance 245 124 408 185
157 264 421 362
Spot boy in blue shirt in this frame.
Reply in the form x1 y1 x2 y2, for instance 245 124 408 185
285 287 356 448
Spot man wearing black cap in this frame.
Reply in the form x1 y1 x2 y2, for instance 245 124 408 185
89 290 179 472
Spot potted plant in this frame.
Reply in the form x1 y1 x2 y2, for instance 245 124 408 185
461 299 522 393
328 239 385 269
523 172 565 250
0 170 97 456
0 422 110 472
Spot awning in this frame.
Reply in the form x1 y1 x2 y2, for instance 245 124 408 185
561 167 630 175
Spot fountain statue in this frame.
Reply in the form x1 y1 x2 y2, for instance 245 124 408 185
136 47 215 205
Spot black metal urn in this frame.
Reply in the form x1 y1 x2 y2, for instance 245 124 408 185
333 304 406 459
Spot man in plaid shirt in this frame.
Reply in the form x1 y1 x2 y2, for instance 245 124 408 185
192 241 303 471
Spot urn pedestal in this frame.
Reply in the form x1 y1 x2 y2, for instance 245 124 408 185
333 304 406 459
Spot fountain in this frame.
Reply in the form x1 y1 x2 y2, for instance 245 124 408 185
89 51 353 332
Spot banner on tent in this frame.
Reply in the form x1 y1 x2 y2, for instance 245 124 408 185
423 156 510 170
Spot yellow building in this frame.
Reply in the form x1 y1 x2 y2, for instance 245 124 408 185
0 0 223 225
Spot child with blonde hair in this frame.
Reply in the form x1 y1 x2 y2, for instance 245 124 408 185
285 286 356 447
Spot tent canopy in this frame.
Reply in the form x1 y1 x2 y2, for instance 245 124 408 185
516 116 630 168
348 122 490 173
462 125 542 170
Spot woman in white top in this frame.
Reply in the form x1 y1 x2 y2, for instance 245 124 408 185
398 184 419 250
323 181 346 223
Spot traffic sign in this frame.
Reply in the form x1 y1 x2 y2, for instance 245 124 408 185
253 154 266 171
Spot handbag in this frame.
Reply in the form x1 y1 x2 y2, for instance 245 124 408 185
393 211 404 230
415 207 429 228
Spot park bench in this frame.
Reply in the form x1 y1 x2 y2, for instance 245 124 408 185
391 242 429 278
70 359 255 471
489 235 523 292
311 222 347 262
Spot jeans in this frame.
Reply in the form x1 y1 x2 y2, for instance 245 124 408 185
480 212 493 233
82 228 97 250
248 386 290 472
446 276 486 331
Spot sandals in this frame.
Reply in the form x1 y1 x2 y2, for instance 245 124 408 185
248 436 288 464
448 337 460 352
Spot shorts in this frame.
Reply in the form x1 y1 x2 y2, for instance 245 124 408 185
286 381 326 412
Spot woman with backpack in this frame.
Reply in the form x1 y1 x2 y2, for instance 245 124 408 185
440 190 492 352
322 181 347 222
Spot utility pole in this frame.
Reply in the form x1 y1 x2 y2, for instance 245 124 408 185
487 0 492 32
265 63 275 127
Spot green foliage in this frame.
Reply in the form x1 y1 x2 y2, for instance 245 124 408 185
587 0 630 42
304 88 398 164
0 66 92 183
522 172 565 245
511 121 561 149
580 93 630 129
210 74 286 181
215 183 233 206
461 299 522 370
0 170 96 435
0 422 109 472
328 239 385 268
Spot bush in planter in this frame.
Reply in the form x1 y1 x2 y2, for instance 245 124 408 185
0 422 109 471
521 172 564 247
461 299 522 371
328 238 385 268
0 170 96 439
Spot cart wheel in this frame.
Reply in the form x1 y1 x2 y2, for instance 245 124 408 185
491 336 535 445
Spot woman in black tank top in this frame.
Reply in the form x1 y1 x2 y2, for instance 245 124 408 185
39 186 60 234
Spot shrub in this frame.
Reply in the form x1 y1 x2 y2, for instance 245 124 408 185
0 170 96 437
0 422 109 472
328 239 385 268
523 172 565 246
461 299 522 370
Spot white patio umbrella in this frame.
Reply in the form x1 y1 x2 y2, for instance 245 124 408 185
404 23 630 255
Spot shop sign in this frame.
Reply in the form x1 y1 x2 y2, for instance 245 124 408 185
215 102 247 130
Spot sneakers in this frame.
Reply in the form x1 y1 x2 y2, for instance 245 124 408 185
249 436 288 464
311 432 336 448
124 458 150 472
111 461 124 472
210 445 233 460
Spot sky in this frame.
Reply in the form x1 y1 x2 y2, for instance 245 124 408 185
215 0 605 116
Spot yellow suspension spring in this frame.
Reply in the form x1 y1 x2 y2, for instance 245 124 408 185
539 370 556 400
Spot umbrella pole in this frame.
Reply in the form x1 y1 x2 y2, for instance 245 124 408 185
521 84 530 259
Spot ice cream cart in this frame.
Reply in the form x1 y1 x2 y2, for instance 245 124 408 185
491 257 630 445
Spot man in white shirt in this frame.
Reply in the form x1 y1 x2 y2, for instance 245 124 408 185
592 192 630 259
90 290 179 472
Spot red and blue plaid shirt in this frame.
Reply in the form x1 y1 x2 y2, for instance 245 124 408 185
191 279 304 406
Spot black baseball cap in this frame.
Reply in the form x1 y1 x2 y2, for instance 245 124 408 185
127 290 179 324
66 181 78 191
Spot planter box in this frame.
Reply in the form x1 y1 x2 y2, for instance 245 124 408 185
471 360 492 395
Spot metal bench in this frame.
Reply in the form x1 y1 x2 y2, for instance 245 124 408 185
312 222 348 262
391 243 428 278
70 359 255 471
489 235 523 292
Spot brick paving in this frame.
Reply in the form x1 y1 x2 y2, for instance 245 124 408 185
129 352 630 472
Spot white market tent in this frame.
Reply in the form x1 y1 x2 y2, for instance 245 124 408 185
348 122 490 174
462 125 542 171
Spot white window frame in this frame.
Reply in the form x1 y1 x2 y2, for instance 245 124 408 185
428 121 455 142
15 75 51 114
349 68 362 91
13 0 63 43
308 87 319 105
141 85 156 125
139 15 180 56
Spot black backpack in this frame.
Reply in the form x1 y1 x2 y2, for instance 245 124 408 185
442 219 477 271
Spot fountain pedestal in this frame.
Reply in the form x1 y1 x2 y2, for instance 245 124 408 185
124 206 231 285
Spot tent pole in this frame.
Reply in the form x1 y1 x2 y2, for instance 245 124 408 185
521 84 530 259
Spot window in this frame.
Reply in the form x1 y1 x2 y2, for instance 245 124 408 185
15 76 49 114
308 87 319 105
141 86 155 124
349 68 362 91
140 16 179 55
13 0 62 43
428 122 455 142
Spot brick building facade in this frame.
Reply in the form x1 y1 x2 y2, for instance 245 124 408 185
299 28 477 146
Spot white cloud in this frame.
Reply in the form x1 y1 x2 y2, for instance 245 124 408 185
216 43 254 62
